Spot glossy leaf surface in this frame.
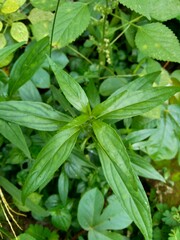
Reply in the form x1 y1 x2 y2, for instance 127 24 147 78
93 120 152 240
22 115 88 201
8 36 50 96
49 58 91 114
0 120 31 158
0 101 71 131
92 87 180 121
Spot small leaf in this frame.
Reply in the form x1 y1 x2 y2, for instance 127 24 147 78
22 115 88 201
10 22 29 42
49 58 91 114
0 101 71 131
19 81 42 102
135 23 180 63
78 188 104 230
51 208 72 231
129 151 165 182
1 0 19 13
30 0 57 11
92 87 180 121
0 33 7 48
52 2 90 48
8 36 50 96
93 120 152 240
58 171 69 205
145 116 179 160
0 120 31 158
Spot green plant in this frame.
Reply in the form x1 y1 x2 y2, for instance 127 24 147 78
0 0 180 239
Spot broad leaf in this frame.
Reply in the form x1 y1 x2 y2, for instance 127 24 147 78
58 171 69 205
0 120 31 158
0 101 71 131
0 176 49 217
150 0 180 21
129 152 165 182
135 23 180 63
8 36 50 96
118 0 151 19
10 22 29 42
78 188 104 230
52 2 90 48
30 0 57 11
78 188 132 232
0 41 25 62
49 58 91 114
22 115 88 201
119 0 180 21
145 116 179 160
51 208 71 231
88 229 126 240
92 87 180 121
93 120 152 240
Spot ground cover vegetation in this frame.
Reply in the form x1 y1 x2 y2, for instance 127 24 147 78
0 0 180 239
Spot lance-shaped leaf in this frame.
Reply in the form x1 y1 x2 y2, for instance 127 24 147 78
49 58 91 114
92 87 180 121
0 101 71 131
0 120 31 158
22 115 88 201
52 2 90 48
0 41 25 62
93 120 152 240
111 71 160 97
135 23 180 63
8 36 50 96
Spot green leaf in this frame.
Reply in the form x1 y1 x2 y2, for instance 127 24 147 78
49 58 91 114
22 115 88 201
30 0 57 11
51 208 72 231
135 23 180 63
149 0 180 21
111 71 160 97
118 0 151 19
129 151 165 182
92 87 180 121
92 120 152 240
58 171 69 205
78 188 104 230
15 233 36 240
0 101 71 131
88 229 127 240
19 81 42 102
0 41 25 63
10 22 29 42
8 36 50 96
0 120 31 158
0 176 49 217
145 116 179 160
52 2 90 48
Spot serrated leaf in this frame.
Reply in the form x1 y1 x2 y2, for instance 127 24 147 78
0 120 31 158
22 115 88 201
10 22 29 42
92 87 180 121
93 120 152 240
30 0 57 11
0 176 49 217
15 233 36 240
135 23 180 63
145 116 179 160
129 151 165 182
52 2 90 48
0 101 71 131
8 36 50 96
118 0 151 19
49 58 91 114
0 41 24 62
150 0 180 21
